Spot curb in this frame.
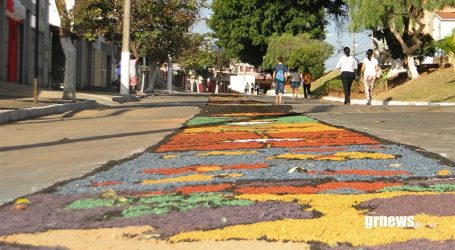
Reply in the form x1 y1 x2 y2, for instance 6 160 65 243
322 96 455 106
0 99 98 124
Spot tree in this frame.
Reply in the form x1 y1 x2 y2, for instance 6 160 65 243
262 33 333 79
435 28 455 72
55 0 77 100
72 0 204 90
208 0 346 66
346 0 455 79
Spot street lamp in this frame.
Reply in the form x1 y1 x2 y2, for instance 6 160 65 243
34 0 40 104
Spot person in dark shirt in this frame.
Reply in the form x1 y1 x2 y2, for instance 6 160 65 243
272 57 288 104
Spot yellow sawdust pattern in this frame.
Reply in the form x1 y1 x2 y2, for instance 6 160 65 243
0 226 311 250
438 169 451 176
162 155 179 159
196 151 258 156
196 166 223 172
169 192 455 246
274 152 395 161
143 174 214 185
182 123 339 134
143 173 243 185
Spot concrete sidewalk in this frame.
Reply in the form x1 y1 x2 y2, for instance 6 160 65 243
0 95 207 204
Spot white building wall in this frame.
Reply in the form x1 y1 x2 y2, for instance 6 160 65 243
229 74 256 93
433 17 455 40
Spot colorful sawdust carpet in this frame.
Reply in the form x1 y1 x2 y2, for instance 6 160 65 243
0 96 454 249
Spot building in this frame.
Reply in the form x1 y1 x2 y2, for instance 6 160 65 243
423 7 455 41
1 0 50 86
228 63 257 94
1 0 117 90
48 0 117 89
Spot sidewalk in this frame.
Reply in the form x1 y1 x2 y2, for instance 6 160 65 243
0 94 207 204
0 82 126 123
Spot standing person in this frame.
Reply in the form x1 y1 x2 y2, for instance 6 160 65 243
303 68 312 99
336 47 357 105
116 61 121 92
129 55 138 93
244 82 250 95
272 57 288 104
361 49 380 105
290 68 302 99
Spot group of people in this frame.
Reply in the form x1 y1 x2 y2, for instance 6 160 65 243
272 47 381 106
335 47 381 105
272 57 312 105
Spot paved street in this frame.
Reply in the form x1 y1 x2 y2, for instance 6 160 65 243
0 95 454 249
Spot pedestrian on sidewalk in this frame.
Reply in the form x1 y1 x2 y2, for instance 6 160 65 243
272 56 288 104
361 49 380 105
336 47 357 105
290 68 302 99
129 55 139 93
303 68 312 99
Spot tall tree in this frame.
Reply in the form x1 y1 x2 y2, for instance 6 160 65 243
346 0 455 79
55 0 77 100
208 0 346 66
262 33 333 79
72 0 204 90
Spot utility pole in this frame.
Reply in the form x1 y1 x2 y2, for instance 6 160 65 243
33 0 40 104
120 0 131 95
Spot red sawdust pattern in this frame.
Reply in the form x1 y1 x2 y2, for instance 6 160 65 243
269 131 379 148
144 163 269 175
91 181 123 187
321 170 411 176
175 183 233 194
290 147 348 153
235 182 402 194
156 132 262 152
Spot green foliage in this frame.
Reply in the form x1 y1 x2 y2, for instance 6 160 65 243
313 78 344 96
262 33 333 79
435 29 455 54
209 0 346 66
72 0 204 63
346 0 454 58
178 34 232 78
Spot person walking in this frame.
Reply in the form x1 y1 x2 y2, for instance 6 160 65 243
303 68 312 99
336 47 357 105
272 57 288 104
361 49 380 105
290 68 302 99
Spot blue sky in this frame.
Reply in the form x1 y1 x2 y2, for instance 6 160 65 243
192 2 372 71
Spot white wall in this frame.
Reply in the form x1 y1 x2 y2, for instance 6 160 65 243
433 17 455 40
229 73 256 93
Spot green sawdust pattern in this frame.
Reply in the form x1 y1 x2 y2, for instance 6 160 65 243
265 116 316 123
381 184 455 193
186 117 237 126
66 193 255 218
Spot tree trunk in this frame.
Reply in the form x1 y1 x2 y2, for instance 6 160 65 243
148 61 159 92
61 37 77 100
406 55 419 80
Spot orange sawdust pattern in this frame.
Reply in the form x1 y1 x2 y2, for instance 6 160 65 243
235 182 402 194
175 183 233 194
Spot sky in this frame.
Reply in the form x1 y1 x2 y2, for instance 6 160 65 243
191 2 372 71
